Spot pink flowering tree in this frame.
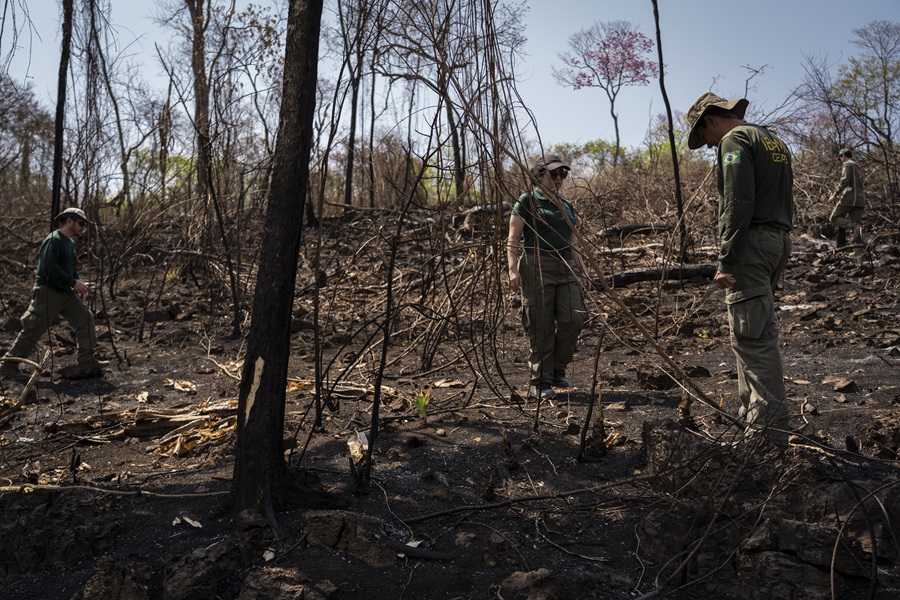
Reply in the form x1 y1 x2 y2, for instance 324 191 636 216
553 21 658 166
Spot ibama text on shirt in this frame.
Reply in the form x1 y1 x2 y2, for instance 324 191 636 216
762 137 790 163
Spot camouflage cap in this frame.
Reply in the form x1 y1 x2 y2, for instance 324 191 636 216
838 148 852 159
686 92 749 149
532 153 570 173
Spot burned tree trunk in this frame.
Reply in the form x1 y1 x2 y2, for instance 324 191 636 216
232 0 329 530
184 0 211 203
50 0 74 226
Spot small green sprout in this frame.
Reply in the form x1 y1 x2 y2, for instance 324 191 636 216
416 385 431 417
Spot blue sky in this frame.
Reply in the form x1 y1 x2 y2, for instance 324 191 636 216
521 0 899 149
4 0 899 151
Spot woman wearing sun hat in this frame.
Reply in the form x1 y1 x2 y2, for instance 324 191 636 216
507 153 591 400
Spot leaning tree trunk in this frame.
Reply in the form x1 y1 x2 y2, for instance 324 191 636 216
232 0 325 528
50 0 74 227
652 0 688 264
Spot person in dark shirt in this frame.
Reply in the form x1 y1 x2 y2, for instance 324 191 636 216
507 154 591 399
828 148 866 246
687 93 793 446
1 208 101 379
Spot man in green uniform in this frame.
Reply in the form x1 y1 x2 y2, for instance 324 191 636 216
687 93 793 446
828 148 866 246
507 154 591 399
0 208 102 379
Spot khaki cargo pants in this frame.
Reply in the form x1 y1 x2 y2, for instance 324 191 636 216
2 285 97 369
519 251 587 386
725 225 792 446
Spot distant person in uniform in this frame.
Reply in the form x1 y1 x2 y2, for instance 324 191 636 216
0 208 102 380
827 148 866 247
507 153 591 400
686 93 793 447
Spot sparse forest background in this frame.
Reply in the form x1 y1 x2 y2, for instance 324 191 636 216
2 0 899 484
1 0 898 452
1 2 897 296
2 2 900 598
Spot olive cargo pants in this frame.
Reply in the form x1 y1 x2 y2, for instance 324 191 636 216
2 286 97 369
725 226 792 446
519 252 586 386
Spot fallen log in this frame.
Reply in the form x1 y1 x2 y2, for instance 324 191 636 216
600 223 673 238
457 201 514 229
126 402 237 437
605 264 716 287
602 243 664 257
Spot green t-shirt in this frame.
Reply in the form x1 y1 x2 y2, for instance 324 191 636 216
35 230 79 294
716 124 794 274
511 189 576 252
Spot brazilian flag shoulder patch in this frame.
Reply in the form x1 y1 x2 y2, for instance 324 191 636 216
722 150 741 166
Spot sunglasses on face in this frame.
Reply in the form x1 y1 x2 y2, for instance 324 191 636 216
544 169 568 181
76 220 87 227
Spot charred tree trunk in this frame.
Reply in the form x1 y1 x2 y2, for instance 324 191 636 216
88 0 131 210
651 0 688 263
343 73 360 206
367 47 377 208
438 70 465 205
159 85 173 207
185 0 211 202
232 0 328 529
51 0 74 227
